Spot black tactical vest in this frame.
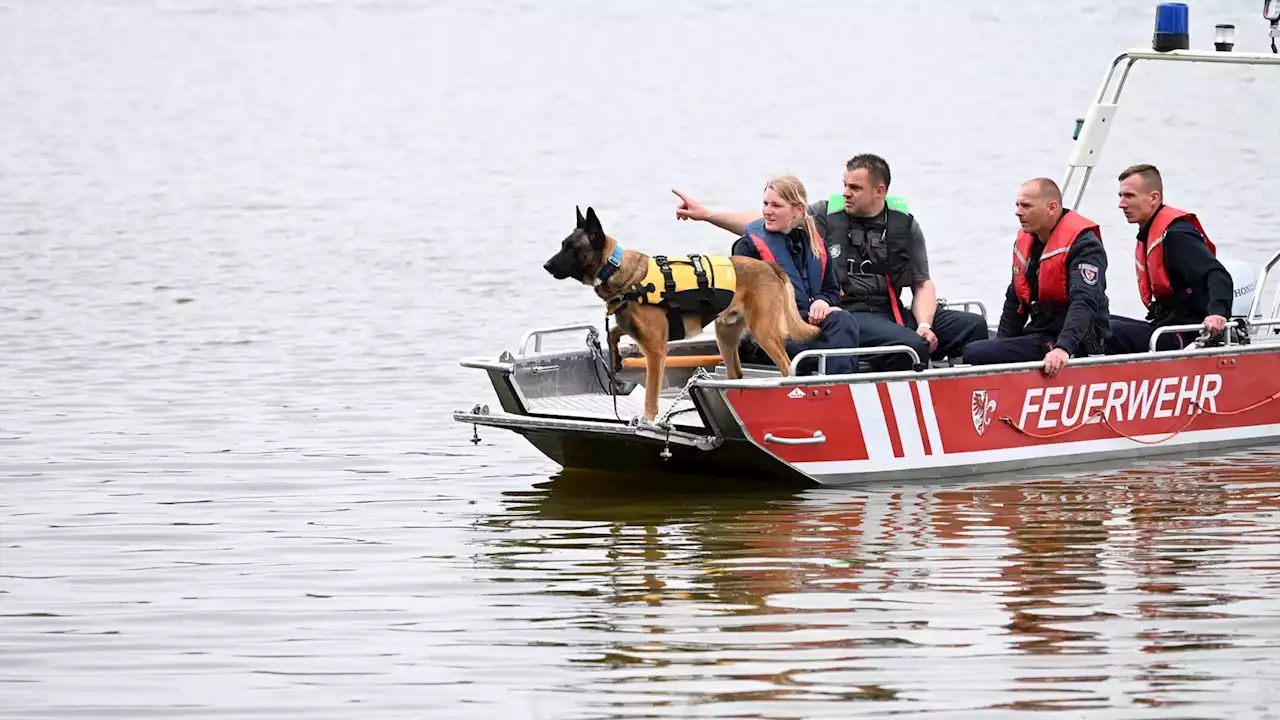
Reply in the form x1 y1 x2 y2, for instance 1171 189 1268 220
824 206 916 315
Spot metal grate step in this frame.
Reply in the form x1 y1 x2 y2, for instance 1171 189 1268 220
524 391 704 428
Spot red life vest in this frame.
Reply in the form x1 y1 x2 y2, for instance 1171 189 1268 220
1135 205 1216 308
1011 210 1100 310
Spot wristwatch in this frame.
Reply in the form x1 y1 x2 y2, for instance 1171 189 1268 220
919 323 932 331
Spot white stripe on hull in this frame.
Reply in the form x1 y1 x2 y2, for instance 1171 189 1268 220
886 381 924 458
850 382 893 460
916 380 945 455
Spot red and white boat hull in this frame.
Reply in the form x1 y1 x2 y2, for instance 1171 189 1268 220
726 349 1280 483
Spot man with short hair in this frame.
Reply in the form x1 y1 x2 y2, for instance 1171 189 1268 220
672 154 987 371
1105 163 1233 354
962 178 1111 378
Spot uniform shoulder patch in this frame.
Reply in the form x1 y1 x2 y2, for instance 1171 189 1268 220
1079 263 1100 285
828 243 842 259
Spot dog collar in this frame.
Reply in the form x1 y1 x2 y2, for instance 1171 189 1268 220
595 245 624 286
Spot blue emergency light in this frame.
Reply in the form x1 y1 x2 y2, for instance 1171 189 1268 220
1153 2 1190 52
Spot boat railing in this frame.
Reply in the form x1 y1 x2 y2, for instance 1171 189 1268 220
939 298 988 321
1247 249 1280 331
1147 320 1250 352
790 345 923 376
1062 49 1280 210
1246 318 1280 339
517 323 599 357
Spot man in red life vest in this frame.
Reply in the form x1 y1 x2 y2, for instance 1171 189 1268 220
963 178 1111 378
1105 164 1233 354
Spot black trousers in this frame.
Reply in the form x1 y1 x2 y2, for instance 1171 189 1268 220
963 333 1055 365
1105 315 1194 354
739 310 862 375
852 308 990 371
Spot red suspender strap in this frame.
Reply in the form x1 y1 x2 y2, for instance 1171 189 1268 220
885 275 905 325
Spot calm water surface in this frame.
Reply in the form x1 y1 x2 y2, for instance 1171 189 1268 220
2 1 1279 717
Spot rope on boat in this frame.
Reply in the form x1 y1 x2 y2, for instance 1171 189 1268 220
998 412 1104 439
586 320 623 422
999 389 1280 445
1095 411 1202 446
587 315 707 438
1191 390 1280 417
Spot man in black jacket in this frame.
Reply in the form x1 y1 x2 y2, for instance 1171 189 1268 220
963 178 1111 378
1105 164 1234 354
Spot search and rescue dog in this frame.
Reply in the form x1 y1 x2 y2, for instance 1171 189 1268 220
543 206 821 422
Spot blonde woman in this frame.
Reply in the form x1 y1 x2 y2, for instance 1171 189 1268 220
731 176 862 375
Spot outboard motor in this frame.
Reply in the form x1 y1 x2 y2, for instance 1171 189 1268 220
1220 256 1259 344
1221 256 1257 318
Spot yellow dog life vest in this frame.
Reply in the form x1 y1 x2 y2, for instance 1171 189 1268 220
610 254 737 341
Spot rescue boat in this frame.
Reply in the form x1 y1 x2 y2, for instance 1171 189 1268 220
454 43 1280 485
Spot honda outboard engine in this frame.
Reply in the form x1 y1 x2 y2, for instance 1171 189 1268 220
1220 256 1257 319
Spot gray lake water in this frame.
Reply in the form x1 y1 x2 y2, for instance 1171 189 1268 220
2 1 1279 717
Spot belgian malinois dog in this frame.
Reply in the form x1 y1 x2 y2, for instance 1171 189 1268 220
543 206 821 422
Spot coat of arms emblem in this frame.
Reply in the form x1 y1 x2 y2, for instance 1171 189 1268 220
971 390 999 436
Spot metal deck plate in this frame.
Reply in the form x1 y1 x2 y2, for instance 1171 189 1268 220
524 391 704 428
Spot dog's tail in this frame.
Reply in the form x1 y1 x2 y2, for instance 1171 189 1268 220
770 265 822 343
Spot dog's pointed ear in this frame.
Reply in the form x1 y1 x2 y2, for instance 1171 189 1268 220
584 207 605 250
575 206 585 228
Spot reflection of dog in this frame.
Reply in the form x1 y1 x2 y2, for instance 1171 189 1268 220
543 206 821 421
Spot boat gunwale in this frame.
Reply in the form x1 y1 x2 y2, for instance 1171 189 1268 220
457 338 1280 398
695 340 1280 391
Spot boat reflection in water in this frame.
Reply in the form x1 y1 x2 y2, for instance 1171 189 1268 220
478 450 1280 714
